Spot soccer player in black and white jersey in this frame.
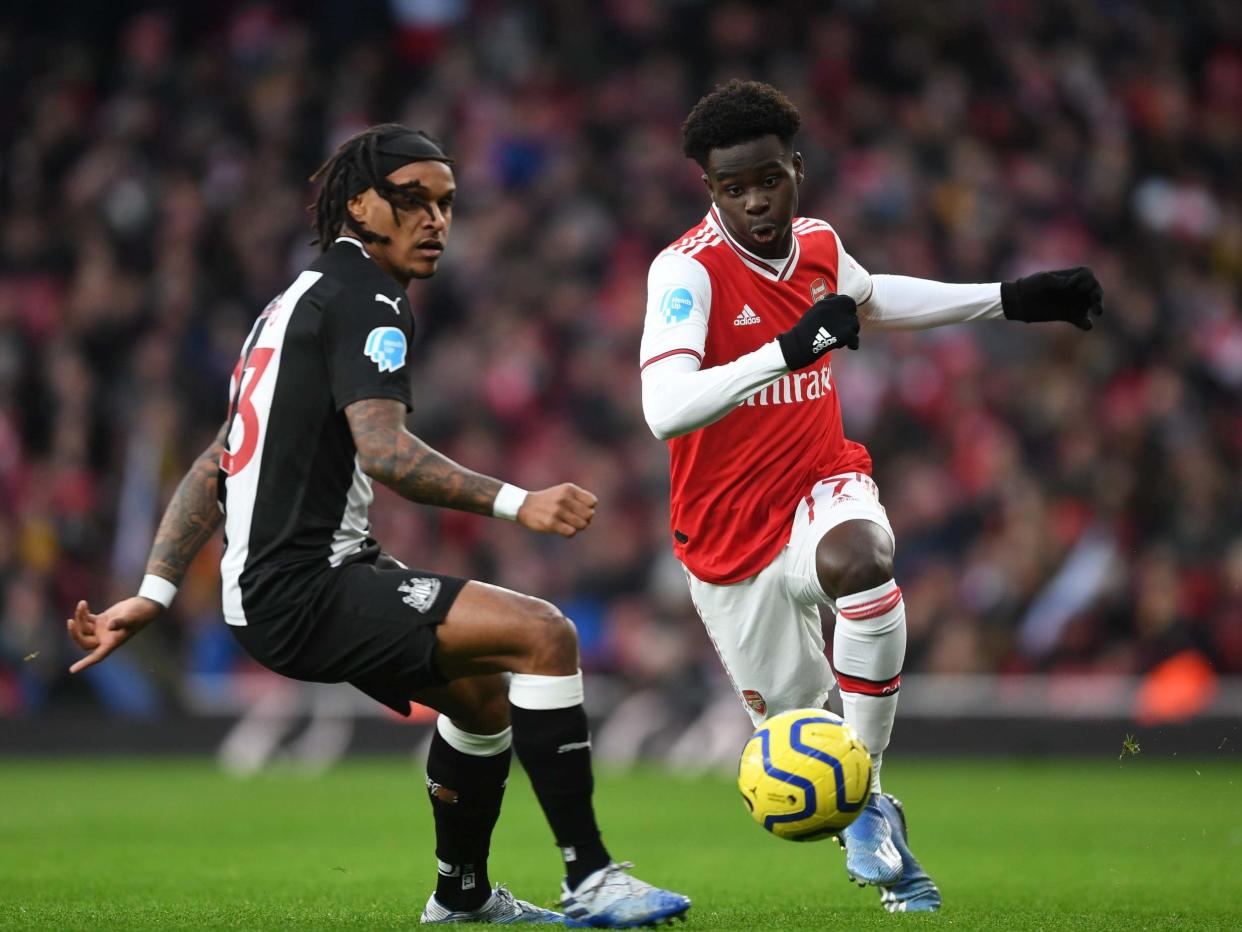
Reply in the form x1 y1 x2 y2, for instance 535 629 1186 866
66 125 690 929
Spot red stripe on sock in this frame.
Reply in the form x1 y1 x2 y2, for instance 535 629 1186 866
835 671 901 696
839 585 902 613
838 588 903 620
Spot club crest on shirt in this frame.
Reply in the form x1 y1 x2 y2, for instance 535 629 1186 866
660 287 694 324
810 277 829 303
364 326 407 373
399 576 441 613
742 689 767 716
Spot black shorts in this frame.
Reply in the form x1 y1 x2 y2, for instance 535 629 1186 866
230 554 468 714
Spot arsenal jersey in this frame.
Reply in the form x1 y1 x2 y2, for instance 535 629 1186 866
641 208 874 584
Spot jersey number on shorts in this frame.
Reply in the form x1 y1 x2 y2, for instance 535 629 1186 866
220 347 275 475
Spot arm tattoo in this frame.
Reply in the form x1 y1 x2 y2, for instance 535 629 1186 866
346 399 501 515
144 423 228 585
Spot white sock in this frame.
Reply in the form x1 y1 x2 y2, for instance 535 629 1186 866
509 671 584 710
833 579 906 794
436 715 513 756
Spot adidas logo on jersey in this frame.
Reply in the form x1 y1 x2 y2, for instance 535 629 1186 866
734 304 762 326
811 326 836 354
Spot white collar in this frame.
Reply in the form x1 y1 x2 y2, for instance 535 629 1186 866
335 236 372 259
706 207 800 282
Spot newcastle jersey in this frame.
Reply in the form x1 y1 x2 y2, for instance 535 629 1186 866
218 237 414 626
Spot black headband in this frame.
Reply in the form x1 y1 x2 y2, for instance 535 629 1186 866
345 130 453 198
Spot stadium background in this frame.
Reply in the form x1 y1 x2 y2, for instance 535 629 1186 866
1 0 1239 763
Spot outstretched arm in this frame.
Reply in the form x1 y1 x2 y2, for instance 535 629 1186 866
66 422 228 673
857 275 1003 331
859 268 1103 332
345 398 596 537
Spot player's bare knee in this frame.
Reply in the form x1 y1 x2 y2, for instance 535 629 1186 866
834 552 894 598
518 597 579 673
816 523 894 599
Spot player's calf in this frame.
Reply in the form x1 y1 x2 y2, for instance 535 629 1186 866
424 715 512 912
831 577 905 788
509 669 613 888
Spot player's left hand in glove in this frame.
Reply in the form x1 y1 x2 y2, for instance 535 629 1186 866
1001 267 1104 331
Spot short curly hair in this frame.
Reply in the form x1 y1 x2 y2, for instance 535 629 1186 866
681 80 802 169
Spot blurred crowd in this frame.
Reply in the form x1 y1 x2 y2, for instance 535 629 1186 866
1 0 1239 718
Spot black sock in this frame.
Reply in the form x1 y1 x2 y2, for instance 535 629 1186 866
426 729 510 911
510 703 611 888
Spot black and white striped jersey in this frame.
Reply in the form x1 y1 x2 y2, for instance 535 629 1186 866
217 237 414 627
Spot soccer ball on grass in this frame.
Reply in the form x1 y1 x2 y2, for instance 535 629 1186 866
737 708 871 841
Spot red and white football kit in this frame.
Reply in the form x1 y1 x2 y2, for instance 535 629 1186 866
642 208 876 584
641 207 1003 774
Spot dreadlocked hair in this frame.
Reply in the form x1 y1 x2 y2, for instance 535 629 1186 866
681 80 802 169
308 123 450 252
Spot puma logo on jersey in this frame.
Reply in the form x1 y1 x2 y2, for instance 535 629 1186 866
811 326 836 354
399 576 441 612
374 293 402 314
734 304 762 326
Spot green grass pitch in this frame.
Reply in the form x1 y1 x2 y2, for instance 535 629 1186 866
1 756 1238 930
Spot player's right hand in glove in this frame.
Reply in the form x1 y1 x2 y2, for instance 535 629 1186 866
1001 267 1104 330
777 294 860 370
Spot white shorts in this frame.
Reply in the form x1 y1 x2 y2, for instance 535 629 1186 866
684 472 895 726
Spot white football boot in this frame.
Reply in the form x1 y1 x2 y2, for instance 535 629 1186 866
560 862 691 928
421 884 570 924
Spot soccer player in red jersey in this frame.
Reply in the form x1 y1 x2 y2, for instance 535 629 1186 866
641 82 1102 912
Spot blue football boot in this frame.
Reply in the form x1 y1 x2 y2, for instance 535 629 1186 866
838 792 903 886
875 794 941 913
560 861 691 928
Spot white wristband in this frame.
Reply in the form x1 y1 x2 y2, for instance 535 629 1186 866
492 483 528 521
137 574 178 609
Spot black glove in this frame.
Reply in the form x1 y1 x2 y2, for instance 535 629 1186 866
777 294 860 370
1001 267 1104 331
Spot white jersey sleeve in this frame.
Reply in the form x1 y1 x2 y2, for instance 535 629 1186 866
830 227 1002 329
640 250 712 368
639 249 787 440
860 275 1003 330
832 230 874 305
641 342 788 441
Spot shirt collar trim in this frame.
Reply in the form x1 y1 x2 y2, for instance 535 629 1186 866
335 236 372 259
706 207 800 282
